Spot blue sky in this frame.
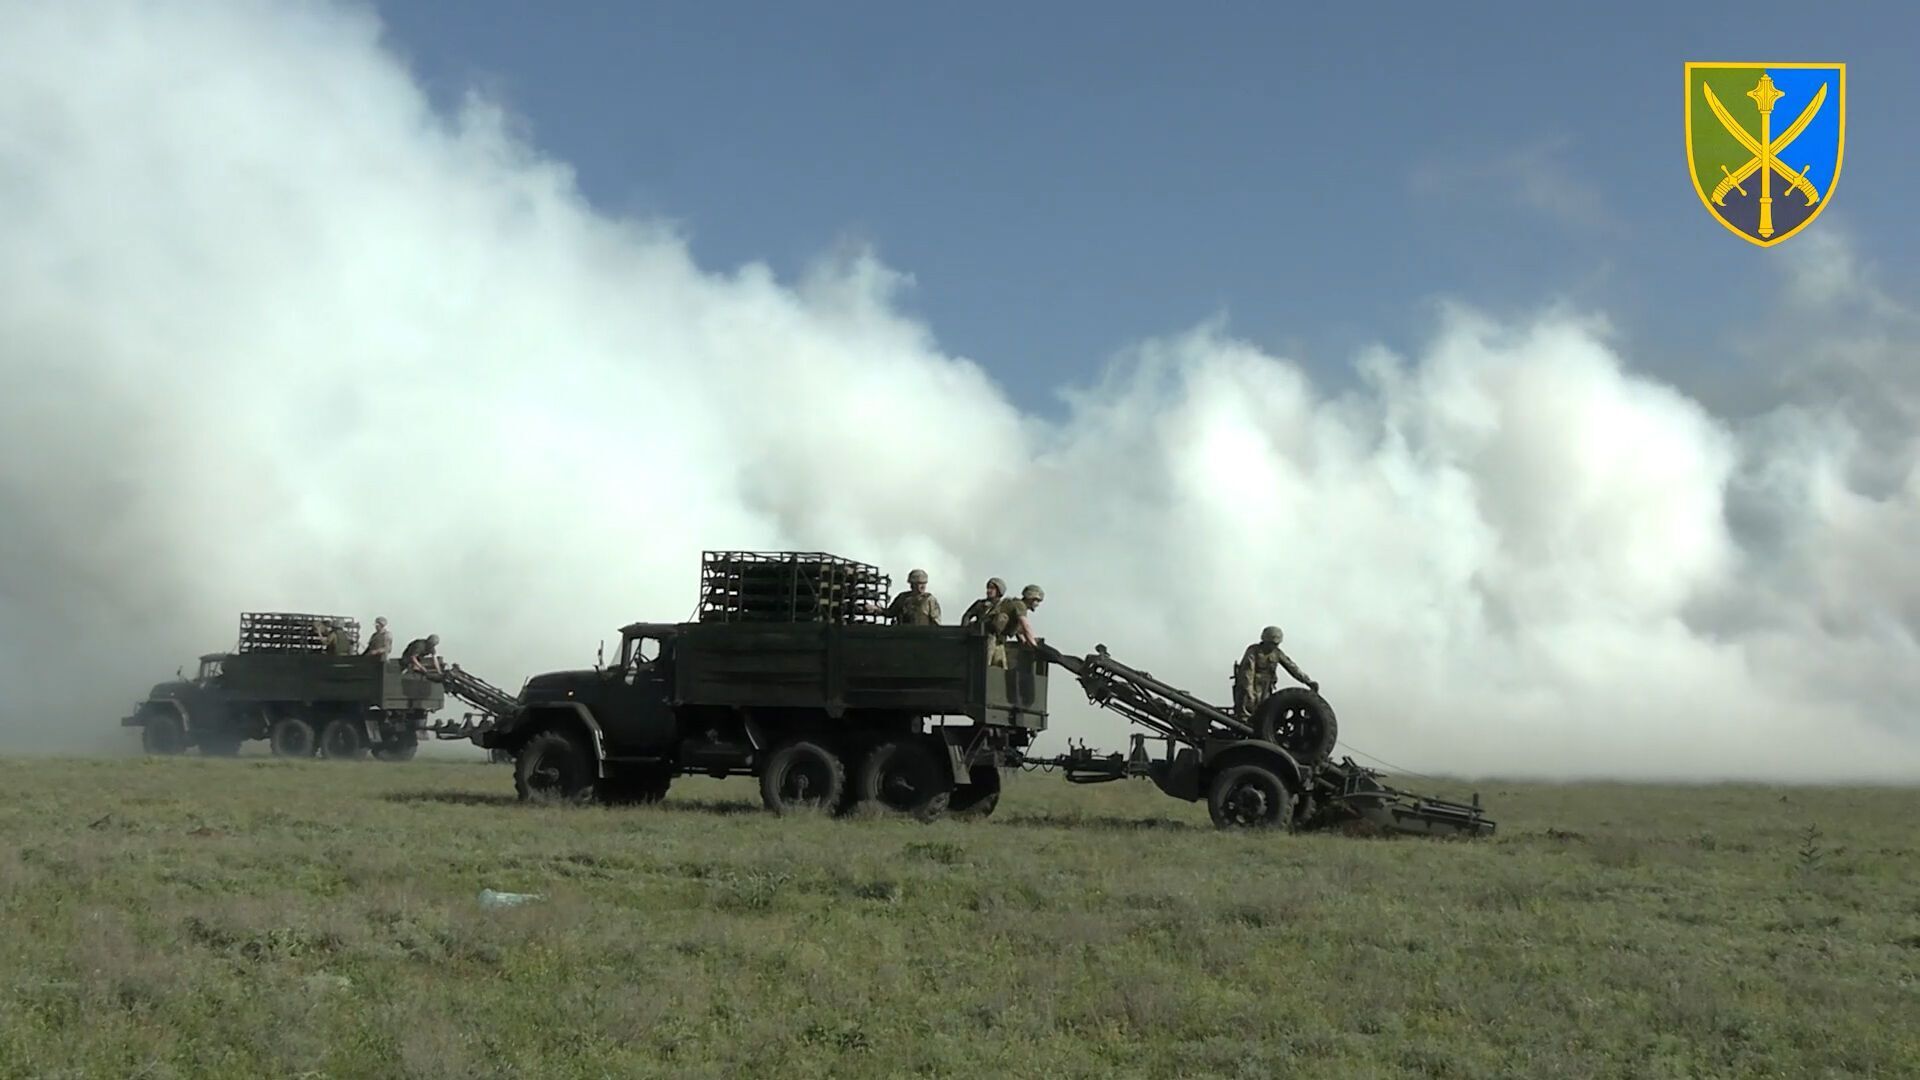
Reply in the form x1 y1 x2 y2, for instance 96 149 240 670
371 1 1917 413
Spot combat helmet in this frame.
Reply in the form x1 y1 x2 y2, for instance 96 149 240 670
1021 584 1045 602
907 568 929 585
1261 625 1283 645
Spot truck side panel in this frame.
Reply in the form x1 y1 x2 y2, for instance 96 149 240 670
217 654 444 711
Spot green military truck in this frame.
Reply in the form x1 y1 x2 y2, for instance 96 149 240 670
122 612 447 761
470 552 1046 819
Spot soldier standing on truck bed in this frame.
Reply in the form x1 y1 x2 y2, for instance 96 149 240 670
881 569 942 625
961 577 1006 626
400 633 443 674
1233 625 1317 721
362 617 392 661
985 584 1044 667
313 619 354 655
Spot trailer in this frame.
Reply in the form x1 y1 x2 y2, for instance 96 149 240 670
121 612 452 760
1026 643 1494 836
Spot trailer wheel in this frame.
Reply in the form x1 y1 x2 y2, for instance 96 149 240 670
857 739 953 822
759 739 846 815
270 716 316 758
1207 764 1297 830
140 712 187 756
1253 688 1339 764
319 718 369 760
515 730 598 804
949 765 1002 819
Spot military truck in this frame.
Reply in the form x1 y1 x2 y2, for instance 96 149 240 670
122 612 448 761
469 552 1045 819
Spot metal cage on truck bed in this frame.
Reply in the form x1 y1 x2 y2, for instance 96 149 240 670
238 611 359 654
697 551 893 626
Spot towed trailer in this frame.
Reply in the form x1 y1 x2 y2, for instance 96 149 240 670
1025 643 1494 836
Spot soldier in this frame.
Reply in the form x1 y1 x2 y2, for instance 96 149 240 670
986 584 1044 668
881 569 942 625
313 619 353 655
400 633 443 675
961 577 1006 626
1233 625 1317 721
361 616 393 661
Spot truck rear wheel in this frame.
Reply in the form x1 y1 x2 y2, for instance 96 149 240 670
320 718 369 761
1253 688 1338 764
270 716 316 758
857 739 953 822
140 712 187 756
949 764 1002 819
515 730 597 804
1207 764 1297 830
759 739 846 815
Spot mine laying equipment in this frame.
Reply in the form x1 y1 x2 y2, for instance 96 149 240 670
1026 644 1494 836
456 550 1492 833
122 611 486 761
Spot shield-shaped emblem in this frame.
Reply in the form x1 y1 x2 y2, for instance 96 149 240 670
1685 62 1845 246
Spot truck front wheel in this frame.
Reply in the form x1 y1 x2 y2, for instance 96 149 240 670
515 730 597 804
759 739 846 815
140 712 187 756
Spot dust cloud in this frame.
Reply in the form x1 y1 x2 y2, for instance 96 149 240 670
2 0 1916 779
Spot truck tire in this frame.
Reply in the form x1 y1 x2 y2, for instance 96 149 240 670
270 716 316 758
758 739 846 815
1207 764 1297 830
948 764 1002 819
319 718 369 760
515 730 597 804
856 739 952 822
1253 688 1338 764
140 712 187 756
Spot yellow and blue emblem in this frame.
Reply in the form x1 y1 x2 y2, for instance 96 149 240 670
1685 62 1844 246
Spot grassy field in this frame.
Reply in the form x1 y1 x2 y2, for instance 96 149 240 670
0 755 1915 1079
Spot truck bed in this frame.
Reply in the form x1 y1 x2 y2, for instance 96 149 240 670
217 654 445 712
669 623 1047 728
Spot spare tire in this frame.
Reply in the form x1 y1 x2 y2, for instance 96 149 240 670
1253 687 1338 763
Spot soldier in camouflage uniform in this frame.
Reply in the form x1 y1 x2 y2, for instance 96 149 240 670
961 577 1006 626
313 619 354 655
361 616 393 661
1233 625 1317 721
986 584 1044 668
400 633 442 674
882 569 942 625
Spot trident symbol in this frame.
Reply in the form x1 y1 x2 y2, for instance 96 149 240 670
1703 74 1825 237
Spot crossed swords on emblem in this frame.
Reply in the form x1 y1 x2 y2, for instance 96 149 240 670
1703 74 1826 236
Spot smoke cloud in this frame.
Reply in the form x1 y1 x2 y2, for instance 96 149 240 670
2 1 1916 779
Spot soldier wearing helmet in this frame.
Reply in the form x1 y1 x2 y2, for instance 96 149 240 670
962 577 1007 626
312 618 354 655
880 568 942 625
1233 624 1317 721
985 583 1044 668
361 616 393 661
401 633 443 675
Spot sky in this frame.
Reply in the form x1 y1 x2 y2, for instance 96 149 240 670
1 0 1918 782
372 1 1919 412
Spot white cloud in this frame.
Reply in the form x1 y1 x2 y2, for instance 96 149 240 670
1 0 1917 780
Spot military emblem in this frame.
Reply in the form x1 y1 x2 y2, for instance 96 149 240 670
1685 62 1844 246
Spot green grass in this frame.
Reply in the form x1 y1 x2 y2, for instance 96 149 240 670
1 756 1915 1079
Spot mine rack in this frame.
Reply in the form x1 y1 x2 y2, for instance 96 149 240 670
697 551 893 625
237 611 360 654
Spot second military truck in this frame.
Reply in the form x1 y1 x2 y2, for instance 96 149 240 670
470 552 1046 819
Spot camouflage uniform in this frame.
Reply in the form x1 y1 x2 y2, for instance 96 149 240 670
1233 626 1315 721
884 590 942 625
985 585 1044 668
362 619 392 661
400 636 440 672
962 577 1008 626
317 623 353 655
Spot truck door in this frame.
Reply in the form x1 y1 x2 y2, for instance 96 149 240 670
599 635 678 756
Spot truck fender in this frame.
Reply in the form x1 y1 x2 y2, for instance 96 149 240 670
521 703 611 778
130 699 190 729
